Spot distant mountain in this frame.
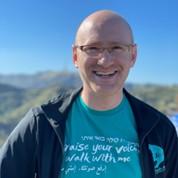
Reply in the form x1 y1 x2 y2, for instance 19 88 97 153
0 71 82 89
0 83 22 93
0 83 26 118
0 71 178 145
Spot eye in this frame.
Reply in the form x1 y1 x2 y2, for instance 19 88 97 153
111 45 124 51
84 46 101 53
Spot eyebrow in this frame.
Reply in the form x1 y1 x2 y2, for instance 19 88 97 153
83 41 127 46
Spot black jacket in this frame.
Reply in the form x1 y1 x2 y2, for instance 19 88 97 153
0 88 178 178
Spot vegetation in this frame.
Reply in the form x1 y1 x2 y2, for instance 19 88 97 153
0 72 177 146
128 84 178 114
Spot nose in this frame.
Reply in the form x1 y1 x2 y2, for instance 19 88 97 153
97 50 114 67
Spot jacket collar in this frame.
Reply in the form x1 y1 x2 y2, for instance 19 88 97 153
42 87 161 143
123 89 161 143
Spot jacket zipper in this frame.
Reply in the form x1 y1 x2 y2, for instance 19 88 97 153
139 120 160 178
55 123 65 178
42 110 65 178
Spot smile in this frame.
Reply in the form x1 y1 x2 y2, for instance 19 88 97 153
93 70 118 77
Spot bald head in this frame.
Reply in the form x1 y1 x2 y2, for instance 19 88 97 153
75 10 134 45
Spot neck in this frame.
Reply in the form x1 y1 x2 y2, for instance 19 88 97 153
80 88 123 111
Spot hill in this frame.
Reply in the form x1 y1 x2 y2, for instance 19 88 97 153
0 71 177 145
0 83 22 93
0 85 61 145
0 71 81 89
128 84 178 114
0 83 25 116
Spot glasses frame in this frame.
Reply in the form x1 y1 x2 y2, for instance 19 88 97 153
73 43 135 58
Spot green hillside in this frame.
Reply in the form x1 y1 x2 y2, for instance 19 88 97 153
0 72 177 146
0 85 60 145
129 84 178 114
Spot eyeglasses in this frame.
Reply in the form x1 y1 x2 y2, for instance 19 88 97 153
74 43 134 58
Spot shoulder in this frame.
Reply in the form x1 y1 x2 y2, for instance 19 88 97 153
40 87 81 118
124 89 176 133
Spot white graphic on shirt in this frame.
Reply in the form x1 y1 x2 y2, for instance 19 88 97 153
61 136 139 176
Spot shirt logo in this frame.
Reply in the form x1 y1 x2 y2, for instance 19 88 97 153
148 144 166 175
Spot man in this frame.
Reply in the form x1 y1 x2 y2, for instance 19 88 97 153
0 10 178 178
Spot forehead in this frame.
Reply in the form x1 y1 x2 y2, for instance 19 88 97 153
76 18 133 45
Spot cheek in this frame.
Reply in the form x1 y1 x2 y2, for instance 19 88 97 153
77 58 90 74
79 57 96 68
119 53 135 68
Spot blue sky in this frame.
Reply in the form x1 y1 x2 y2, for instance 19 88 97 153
0 0 178 84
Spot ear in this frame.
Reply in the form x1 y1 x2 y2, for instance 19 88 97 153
130 44 137 67
72 46 78 68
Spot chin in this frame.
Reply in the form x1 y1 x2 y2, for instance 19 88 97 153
92 84 121 96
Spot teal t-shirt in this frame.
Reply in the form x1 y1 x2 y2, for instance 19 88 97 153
60 95 142 178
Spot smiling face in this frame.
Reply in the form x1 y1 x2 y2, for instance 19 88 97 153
73 10 137 98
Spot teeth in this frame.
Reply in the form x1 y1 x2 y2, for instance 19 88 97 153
94 71 117 76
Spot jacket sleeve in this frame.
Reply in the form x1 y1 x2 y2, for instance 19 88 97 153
0 108 38 178
164 122 178 177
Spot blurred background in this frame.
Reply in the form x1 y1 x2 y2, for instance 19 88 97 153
0 0 178 145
